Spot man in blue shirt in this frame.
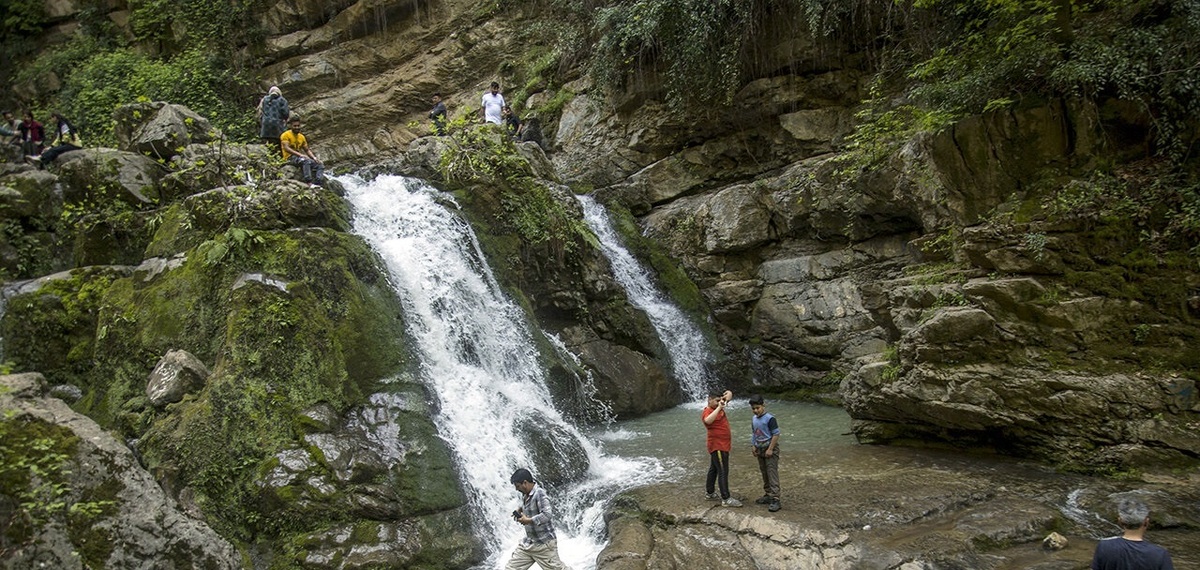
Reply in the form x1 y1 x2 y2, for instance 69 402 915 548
507 468 571 570
1091 497 1174 570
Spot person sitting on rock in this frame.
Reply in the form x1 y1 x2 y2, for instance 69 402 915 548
3 111 21 145
502 105 523 139
27 113 82 167
279 115 327 187
20 111 45 157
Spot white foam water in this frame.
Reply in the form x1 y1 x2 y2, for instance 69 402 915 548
344 174 662 569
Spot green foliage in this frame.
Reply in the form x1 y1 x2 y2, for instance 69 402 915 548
1044 161 1200 258
0 218 54 280
8 0 265 146
848 0 1200 167
438 126 533 185
590 0 759 113
128 0 268 53
0 0 46 39
881 344 902 381
0 415 116 550
40 47 257 147
501 183 593 262
0 269 123 396
197 227 266 267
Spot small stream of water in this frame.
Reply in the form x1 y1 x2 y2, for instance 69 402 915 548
576 195 714 400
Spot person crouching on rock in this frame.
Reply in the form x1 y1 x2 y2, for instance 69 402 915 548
279 115 326 187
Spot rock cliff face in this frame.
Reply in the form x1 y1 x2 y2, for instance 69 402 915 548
17 0 1199 472
4 0 1200 567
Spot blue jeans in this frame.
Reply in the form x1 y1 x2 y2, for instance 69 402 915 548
288 155 325 185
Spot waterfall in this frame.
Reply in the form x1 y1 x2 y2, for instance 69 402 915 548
344 175 662 569
576 195 713 400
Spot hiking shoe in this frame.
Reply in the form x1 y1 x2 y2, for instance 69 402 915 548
768 500 781 512
722 498 743 508
705 493 720 501
754 495 772 505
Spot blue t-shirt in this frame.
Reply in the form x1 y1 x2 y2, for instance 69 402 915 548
1091 537 1174 570
751 412 780 447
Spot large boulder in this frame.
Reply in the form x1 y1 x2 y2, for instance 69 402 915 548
158 142 280 201
0 373 241 569
560 325 680 418
180 179 351 234
0 167 65 279
113 102 220 161
54 148 167 205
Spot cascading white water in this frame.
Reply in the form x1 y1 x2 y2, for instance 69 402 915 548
576 195 714 400
344 174 663 569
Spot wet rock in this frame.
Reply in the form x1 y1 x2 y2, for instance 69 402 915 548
146 349 210 407
296 509 482 570
1043 532 1068 550
599 443 1200 570
48 383 83 403
563 326 679 418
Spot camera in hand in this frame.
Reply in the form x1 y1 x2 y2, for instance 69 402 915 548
512 510 522 521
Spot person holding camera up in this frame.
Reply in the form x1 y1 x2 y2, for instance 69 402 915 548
506 468 571 570
702 389 742 507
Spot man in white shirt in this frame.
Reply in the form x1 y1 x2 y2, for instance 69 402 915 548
481 81 505 125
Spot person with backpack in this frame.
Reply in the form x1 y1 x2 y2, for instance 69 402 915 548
257 86 290 151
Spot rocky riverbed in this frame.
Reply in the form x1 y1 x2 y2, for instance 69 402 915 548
599 443 1200 569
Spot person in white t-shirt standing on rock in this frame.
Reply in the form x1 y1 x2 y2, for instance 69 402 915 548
481 81 505 125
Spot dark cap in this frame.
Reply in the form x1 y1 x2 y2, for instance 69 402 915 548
510 468 534 484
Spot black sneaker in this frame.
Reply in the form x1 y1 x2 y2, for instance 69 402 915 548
768 500 781 512
755 495 771 505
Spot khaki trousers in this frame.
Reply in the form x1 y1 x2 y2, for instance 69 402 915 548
505 539 571 570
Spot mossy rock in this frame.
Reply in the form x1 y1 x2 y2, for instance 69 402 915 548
185 181 350 234
0 267 133 393
102 227 417 541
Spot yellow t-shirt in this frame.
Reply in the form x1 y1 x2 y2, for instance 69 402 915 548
279 129 308 160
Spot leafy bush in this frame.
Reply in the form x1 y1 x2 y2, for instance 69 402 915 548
17 45 257 147
1046 160 1200 258
7 0 266 145
851 0 1200 164
590 0 772 113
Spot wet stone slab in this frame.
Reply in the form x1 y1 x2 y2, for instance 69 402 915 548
599 444 1200 570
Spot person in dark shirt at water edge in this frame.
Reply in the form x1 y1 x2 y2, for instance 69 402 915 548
1091 497 1174 570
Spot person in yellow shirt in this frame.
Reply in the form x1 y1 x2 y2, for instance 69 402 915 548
279 116 326 186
